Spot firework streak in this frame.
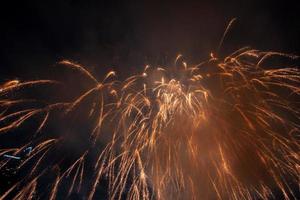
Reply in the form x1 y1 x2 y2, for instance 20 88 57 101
0 48 299 199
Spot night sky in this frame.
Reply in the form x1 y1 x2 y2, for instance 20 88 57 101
0 0 300 199
0 0 299 80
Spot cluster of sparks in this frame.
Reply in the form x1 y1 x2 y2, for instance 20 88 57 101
0 47 299 200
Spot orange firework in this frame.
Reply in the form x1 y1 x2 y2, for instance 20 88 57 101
0 25 299 200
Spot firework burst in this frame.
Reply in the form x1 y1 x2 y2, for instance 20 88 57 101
0 44 299 199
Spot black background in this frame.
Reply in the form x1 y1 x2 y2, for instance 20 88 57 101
0 0 299 80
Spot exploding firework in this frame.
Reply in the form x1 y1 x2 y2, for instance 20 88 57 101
0 31 300 200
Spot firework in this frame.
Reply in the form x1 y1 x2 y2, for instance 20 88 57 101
0 44 299 199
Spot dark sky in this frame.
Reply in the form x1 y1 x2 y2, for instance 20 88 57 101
0 1 299 199
0 0 299 80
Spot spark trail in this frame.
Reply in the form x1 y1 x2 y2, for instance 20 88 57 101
0 49 299 199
